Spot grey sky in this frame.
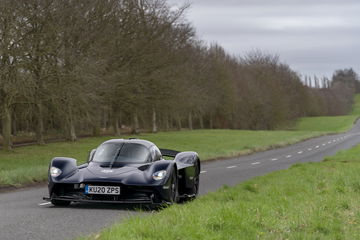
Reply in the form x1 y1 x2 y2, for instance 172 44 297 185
169 0 360 79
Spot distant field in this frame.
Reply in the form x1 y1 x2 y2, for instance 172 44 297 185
295 115 358 132
82 143 360 240
294 93 360 133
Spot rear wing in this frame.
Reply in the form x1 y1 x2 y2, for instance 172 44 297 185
160 149 180 158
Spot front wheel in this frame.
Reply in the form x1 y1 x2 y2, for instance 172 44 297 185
181 162 200 203
192 162 200 197
167 171 179 204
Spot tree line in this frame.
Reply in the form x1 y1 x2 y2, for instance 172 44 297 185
0 0 359 150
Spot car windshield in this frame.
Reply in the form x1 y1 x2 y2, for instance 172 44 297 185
93 142 150 164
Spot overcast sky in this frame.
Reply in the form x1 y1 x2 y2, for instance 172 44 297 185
169 0 360 79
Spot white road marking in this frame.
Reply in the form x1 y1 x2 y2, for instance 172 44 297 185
226 166 237 169
38 202 52 206
251 162 260 165
328 141 332 144
286 155 292 158
200 171 207 174
308 148 312 151
271 158 278 161
297 151 303 154
322 143 326 146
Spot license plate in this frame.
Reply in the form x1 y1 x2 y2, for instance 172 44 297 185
85 185 120 195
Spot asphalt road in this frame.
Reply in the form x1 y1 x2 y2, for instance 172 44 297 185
1 120 360 240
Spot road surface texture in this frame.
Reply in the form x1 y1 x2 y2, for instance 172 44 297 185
1 120 360 240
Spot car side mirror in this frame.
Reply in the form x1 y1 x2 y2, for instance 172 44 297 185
88 149 96 162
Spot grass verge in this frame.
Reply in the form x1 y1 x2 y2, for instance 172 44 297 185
81 144 360 240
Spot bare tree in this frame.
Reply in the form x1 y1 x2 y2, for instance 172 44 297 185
0 0 30 150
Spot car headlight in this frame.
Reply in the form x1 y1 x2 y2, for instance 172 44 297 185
152 170 167 180
50 167 62 177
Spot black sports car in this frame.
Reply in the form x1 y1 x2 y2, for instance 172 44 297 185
43 139 200 206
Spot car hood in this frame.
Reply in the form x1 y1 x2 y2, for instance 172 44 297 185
86 164 138 178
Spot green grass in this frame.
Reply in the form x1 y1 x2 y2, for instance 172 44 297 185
295 115 358 132
81 144 360 240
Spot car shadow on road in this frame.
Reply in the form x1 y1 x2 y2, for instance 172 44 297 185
50 202 168 212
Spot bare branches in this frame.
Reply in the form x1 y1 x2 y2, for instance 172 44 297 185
0 0 358 148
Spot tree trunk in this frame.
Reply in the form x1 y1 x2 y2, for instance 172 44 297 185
26 119 30 133
152 107 157 133
209 114 213 129
199 114 204 129
164 114 170 131
89 110 100 136
69 119 76 141
66 106 77 141
133 110 140 134
12 113 17 136
230 113 236 129
102 109 108 129
113 112 121 136
188 112 193 130
36 102 45 145
2 105 12 151
92 126 100 136
176 114 182 130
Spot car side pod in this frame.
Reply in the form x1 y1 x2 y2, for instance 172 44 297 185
174 151 200 198
174 151 200 166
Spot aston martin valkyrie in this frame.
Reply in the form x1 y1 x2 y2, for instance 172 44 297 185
43 139 200 206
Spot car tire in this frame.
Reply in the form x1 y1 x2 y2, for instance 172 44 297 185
192 162 200 197
180 162 200 203
168 170 179 204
